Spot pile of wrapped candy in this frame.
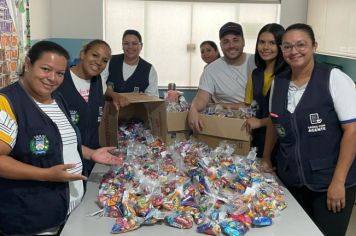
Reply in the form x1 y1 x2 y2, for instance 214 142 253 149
202 104 257 119
164 90 190 112
96 121 287 235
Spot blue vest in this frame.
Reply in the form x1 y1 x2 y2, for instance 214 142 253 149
107 54 151 93
271 63 356 191
251 68 269 157
58 69 104 175
0 82 83 235
59 69 104 149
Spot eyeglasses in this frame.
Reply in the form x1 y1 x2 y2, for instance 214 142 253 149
281 41 308 53
122 42 141 48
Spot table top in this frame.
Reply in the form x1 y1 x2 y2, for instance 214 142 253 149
61 164 323 236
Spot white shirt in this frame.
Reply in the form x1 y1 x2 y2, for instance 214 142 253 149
198 54 255 103
270 68 356 122
70 70 92 102
101 59 159 97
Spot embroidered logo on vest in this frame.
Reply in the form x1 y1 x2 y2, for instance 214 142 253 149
274 124 286 138
70 110 80 124
308 113 326 133
30 135 49 156
98 106 103 122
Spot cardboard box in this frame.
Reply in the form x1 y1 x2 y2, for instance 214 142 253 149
99 93 167 146
165 131 190 144
165 111 190 144
194 114 251 155
166 111 189 132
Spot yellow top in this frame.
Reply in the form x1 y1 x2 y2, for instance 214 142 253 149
244 71 274 105
0 95 17 146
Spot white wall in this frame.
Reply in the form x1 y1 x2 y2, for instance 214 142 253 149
280 0 308 27
50 0 103 39
29 0 51 40
29 0 307 40
30 0 103 40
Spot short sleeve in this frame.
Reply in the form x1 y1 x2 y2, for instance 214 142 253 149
100 62 110 94
329 68 356 123
145 66 159 97
0 95 18 148
198 68 214 95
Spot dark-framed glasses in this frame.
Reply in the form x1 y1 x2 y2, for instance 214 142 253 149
281 41 308 53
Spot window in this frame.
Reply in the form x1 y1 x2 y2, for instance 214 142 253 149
104 0 280 87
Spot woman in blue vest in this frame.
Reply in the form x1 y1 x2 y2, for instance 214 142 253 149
0 41 118 236
244 23 288 160
57 39 111 176
104 29 159 108
263 23 356 236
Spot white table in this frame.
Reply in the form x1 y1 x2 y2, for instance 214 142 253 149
61 164 323 236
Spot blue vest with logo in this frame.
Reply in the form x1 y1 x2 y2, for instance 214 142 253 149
59 68 104 150
0 82 83 235
251 68 270 157
107 54 151 93
271 62 356 191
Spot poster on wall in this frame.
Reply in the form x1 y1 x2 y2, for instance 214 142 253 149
0 0 29 88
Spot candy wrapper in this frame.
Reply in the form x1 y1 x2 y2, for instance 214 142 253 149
197 222 221 235
95 120 288 235
165 213 194 229
111 216 142 234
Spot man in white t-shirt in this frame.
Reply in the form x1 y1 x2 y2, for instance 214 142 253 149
188 22 256 133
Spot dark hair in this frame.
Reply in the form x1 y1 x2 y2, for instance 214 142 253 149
284 23 316 45
20 41 69 76
81 39 111 55
200 40 221 58
27 40 70 64
255 23 287 75
122 29 142 43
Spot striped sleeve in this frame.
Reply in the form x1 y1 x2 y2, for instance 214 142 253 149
0 95 18 148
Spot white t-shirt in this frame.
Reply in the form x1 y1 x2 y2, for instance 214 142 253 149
270 68 356 123
70 70 92 102
101 60 159 97
198 54 256 103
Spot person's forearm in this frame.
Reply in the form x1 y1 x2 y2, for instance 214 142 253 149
81 145 94 161
331 129 356 184
220 102 247 110
260 117 270 128
104 88 115 101
191 97 207 113
262 117 278 159
0 155 48 181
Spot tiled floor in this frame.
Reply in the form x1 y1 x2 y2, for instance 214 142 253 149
346 205 356 236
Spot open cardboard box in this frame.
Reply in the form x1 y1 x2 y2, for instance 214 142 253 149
99 93 167 146
194 114 251 155
166 111 189 132
165 111 190 144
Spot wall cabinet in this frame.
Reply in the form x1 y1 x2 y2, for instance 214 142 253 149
308 0 356 57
